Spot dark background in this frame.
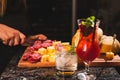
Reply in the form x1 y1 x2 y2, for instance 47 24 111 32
27 0 120 42
27 0 72 42
76 0 120 41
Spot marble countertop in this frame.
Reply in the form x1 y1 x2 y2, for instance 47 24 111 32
1 54 120 80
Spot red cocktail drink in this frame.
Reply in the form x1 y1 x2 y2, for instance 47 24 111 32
75 16 100 80
76 32 100 64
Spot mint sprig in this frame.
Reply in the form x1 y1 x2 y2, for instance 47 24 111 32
68 45 76 55
80 16 96 36
85 16 95 27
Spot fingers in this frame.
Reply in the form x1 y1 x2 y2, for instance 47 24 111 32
2 40 8 45
8 37 14 46
21 34 47 46
38 34 47 40
2 33 19 46
1 34 10 45
0 24 26 46
1 31 26 46
13 32 26 46
19 32 26 44
13 33 20 46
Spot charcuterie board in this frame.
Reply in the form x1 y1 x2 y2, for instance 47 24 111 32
17 48 56 68
18 39 57 68
18 40 70 68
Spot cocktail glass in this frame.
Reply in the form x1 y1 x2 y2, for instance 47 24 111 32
76 17 100 80
56 51 78 77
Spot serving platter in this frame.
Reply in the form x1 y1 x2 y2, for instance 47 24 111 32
18 59 55 68
17 48 56 68
18 39 57 68
18 40 71 68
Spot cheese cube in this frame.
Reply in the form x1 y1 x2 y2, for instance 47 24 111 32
52 41 61 46
41 55 49 62
48 55 56 62
38 48 47 55
47 46 56 54
62 42 71 51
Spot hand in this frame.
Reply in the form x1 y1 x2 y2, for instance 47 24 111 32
22 34 47 46
0 24 26 46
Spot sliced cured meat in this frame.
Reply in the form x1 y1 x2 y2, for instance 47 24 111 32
43 40 52 43
22 52 32 61
26 46 36 52
41 42 52 48
28 53 42 63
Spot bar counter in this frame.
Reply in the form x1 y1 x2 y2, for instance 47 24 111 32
1 53 120 80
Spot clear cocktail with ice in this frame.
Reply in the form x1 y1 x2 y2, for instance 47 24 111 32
56 51 77 77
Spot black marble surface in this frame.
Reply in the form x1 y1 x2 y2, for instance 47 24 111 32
1 54 120 80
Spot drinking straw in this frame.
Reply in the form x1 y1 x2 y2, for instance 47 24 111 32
92 19 97 41
92 1 99 41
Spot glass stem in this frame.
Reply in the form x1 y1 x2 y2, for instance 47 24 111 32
85 62 90 74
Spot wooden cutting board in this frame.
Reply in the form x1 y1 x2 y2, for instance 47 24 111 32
17 54 55 68
18 61 55 68
78 55 120 67
18 50 55 68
